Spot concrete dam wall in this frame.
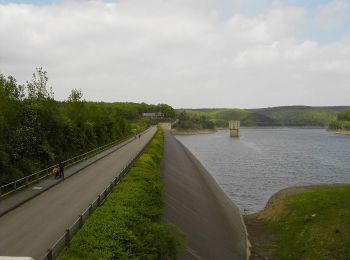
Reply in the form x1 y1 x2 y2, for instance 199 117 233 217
161 132 249 260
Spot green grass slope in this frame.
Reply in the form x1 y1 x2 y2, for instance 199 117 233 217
265 185 350 259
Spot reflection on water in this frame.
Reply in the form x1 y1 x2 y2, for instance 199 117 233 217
175 128 350 213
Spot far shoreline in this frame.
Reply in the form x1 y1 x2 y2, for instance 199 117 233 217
171 126 328 135
327 129 350 135
171 128 217 135
334 130 350 135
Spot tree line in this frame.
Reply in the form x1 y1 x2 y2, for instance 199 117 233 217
177 106 350 128
173 111 215 129
329 109 350 130
0 68 175 186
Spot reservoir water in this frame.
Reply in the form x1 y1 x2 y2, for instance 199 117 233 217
175 128 350 213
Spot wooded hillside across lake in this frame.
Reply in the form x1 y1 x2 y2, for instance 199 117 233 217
177 106 350 128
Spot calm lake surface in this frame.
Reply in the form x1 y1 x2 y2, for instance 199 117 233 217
175 128 350 213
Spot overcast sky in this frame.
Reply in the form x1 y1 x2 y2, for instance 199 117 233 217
0 0 349 108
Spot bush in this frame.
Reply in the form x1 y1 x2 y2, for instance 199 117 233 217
58 129 184 260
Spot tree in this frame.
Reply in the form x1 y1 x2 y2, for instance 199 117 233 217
338 109 350 121
157 104 175 118
0 75 24 101
27 67 54 100
68 89 84 103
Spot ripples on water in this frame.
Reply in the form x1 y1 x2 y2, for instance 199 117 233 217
175 128 350 213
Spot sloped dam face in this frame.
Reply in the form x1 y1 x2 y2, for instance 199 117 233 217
175 128 350 213
162 132 249 260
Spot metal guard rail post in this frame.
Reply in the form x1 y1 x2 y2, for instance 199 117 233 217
40 127 156 260
0 127 152 199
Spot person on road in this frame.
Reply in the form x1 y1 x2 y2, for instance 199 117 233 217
59 160 65 179
52 166 60 179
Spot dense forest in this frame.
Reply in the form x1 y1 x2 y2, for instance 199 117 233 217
0 69 175 186
179 106 350 128
172 111 215 130
329 109 350 130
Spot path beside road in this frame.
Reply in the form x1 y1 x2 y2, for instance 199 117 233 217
0 126 156 259
161 131 249 260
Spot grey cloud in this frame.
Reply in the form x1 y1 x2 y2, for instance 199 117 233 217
0 0 349 108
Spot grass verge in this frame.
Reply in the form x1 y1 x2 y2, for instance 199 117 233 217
58 128 183 259
258 185 350 259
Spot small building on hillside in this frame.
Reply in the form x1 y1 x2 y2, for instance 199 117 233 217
142 112 164 119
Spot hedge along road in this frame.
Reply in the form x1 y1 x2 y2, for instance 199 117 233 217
0 126 157 259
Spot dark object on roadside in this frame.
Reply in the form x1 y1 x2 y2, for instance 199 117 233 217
59 161 65 179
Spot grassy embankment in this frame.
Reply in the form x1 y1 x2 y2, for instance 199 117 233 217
58 129 183 259
249 185 350 259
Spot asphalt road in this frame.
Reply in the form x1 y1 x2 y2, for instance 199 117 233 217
0 126 156 259
161 132 248 260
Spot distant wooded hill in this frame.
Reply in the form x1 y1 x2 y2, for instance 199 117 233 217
176 106 350 127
